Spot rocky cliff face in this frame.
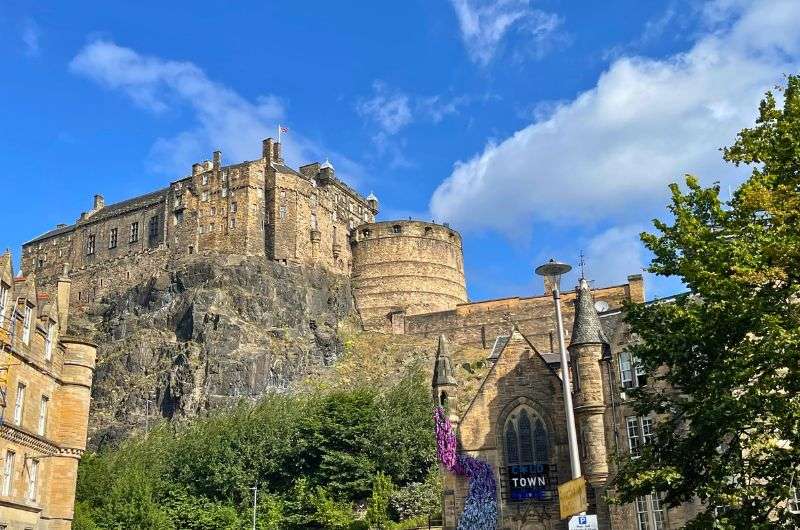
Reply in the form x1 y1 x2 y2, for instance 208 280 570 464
69 254 357 449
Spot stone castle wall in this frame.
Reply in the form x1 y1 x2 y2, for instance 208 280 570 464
350 221 468 330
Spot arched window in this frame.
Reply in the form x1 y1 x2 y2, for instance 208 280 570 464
505 423 519 464
504 407 549 465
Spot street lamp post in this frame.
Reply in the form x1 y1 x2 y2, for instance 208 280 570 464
535 259 582 481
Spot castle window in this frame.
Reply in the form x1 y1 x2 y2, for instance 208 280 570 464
230 202 237 213
109 228 118 249
174 211 183 225
148 216 160 242
222 187 228 198
130 222 139 243
361 228 371 237
504 407 548 465
188 245 194 255
211 207 216 216
202 174 209 185
280 190 286 201
229 218 236 229
311 213 318 230
280 206 287 220
210 223 215 232
425 226 433 235
392 225 402 234
86 234 95 255
202 191 209 201
37 259 43 269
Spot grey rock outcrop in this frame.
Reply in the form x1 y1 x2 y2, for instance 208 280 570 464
69 254 356 449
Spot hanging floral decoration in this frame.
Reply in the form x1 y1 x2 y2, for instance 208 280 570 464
434 406 498 530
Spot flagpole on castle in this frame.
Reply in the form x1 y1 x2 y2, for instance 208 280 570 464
277 124 282 144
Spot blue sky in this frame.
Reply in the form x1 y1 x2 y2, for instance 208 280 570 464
2 0 799 302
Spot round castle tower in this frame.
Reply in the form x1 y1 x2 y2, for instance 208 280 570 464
350 220 468 331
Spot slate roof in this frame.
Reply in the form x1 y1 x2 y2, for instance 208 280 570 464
25 188 169 245
570 278 610 346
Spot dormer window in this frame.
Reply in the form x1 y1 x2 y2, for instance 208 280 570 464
22 304 33 345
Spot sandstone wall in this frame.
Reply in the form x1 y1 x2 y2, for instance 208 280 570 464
351 221 467 330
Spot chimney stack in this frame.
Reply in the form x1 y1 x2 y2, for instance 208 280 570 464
93 194 105 210
262 138 275 160
212 150 222 169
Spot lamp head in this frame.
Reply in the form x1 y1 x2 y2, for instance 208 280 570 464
535 258 572 292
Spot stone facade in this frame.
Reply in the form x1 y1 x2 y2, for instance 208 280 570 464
432 277 702 530
350 221 468 331
21 139 376 307
0 252 97 530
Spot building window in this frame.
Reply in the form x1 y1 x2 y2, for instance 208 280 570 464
392 225 402 234
789 486 800 514
109 228 118 249
44 320 54 361
3 451 14 495
221 170 227 181
38 396 48 436
311 213 318 230
22 305 32 345
626 416 655 457
210 223 215 232
619 351 646 389
230 202 237 213
130 222 139 243
36 258 43 269
26 459 38 501
221 187 228 198
280 190 286 201
202 174 209 185
229 218 236 229
201 191 209 201
211 207 217 216
279 206 287 220
13 383 26 425
332 225 337 244
0 282 8 321
361 229 371 237
635 494 667 530
86 234 95 255
148 216 159 241
504 408 548 465
174 211 183 225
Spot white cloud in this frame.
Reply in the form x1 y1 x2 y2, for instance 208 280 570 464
21 19 40 57
430 0 800 236
582 225 647 288
356 81 412 135
69 39 365 184
450 0 562 66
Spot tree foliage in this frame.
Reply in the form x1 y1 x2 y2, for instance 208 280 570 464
613 76 800 528
75 371 437 529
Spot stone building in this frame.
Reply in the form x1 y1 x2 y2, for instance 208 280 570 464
0 252 97 529
431 277 701 530
21 139 376 307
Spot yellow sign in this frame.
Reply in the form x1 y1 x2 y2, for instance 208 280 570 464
558 476 588 519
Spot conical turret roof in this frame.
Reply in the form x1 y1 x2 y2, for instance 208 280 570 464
570 278 609 347
432 334 457 387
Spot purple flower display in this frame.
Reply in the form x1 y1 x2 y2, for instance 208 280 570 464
434 407 498 530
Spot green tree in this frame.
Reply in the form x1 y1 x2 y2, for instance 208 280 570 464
613 76 800 528
366 473 394 529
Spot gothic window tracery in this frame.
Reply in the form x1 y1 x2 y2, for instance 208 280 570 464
504 406 549 465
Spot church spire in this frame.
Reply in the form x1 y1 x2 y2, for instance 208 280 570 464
569 278 609 347
432 334 457 387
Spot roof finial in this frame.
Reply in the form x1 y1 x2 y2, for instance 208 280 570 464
579 250 587 280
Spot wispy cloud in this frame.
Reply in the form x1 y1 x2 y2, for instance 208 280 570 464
356 81 412 135
21 18 41 57
450 0 563 66
69 39 365 185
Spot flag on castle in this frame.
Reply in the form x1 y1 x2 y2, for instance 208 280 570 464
278 125 289 143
